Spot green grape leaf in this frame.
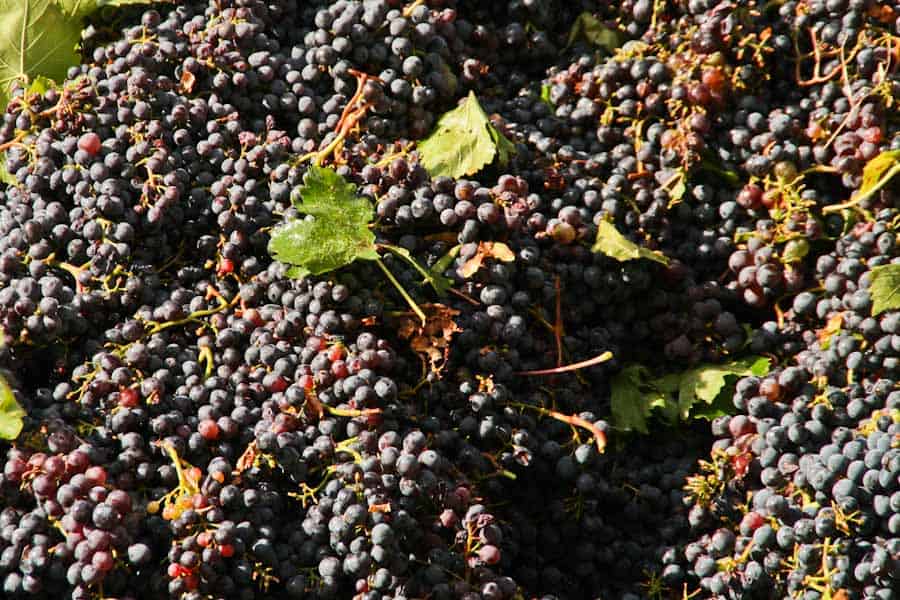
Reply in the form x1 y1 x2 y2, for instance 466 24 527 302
54 0 93 17
611 357 769 433
26 74 55 95
669 178 686 203
0 0 82 111
688 387 736 421
566 12 623 52
96 0 159 6
424 267 454 297
855 150 900 204
0 373 25 440
610 365 667 434
488 122 516 168
540 83 554 109
381 243 453 297
592 221 670 265
428 245 460 296
437 59 458 98
674 356 770 420
652 372 682 424
698 154 741 186
285 265 310 279
781 239 809 263
57 0 159 18
869 263 900 316
0 154 15 185
268 165 378 276
418 91 515 179
661 168 687 206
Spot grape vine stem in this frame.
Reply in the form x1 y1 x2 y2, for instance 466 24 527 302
375 257 426 324
506 401 607 453
515 350 613 376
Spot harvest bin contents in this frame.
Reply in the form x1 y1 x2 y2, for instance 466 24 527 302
0 1 898 599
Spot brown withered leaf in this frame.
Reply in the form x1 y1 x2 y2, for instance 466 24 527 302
397 304 461 377
476 374 495 394
457 241 515 278
235 441 259 474
816 312 844 347
303 389 325 420
179 70 196 93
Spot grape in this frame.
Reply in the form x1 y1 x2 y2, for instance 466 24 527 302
76 133 102 156
1 1 899 599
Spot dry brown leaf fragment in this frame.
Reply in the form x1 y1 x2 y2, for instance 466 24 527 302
396 317 420 340
476 374 495 394
179 70 196 93
458 242 515 278
816 312 844 346
303 389 325 420
398 304 461 377
235 441 259 474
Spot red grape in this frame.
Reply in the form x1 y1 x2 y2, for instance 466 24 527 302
78 132 102 156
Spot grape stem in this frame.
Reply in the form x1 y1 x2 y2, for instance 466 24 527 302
401 0 425 17
506 402 607 453
300 69 379 166
198 346 215 379
794 28 846 87
45 254 89 294
823 162 900 214
145 293 238 335
325 405 383 419
0 132 27 152
377 242 451 296
553 276 564 367
375 257 427 324
515 350 613 376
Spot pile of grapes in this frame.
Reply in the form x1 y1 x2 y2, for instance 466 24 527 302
0 1 898 599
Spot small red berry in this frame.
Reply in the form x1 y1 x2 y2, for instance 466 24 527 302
198 419 220 441
242 308 263 326
299 374 315 391
741 511 765 533
266 375 287 393
217 258 235 277
119 388 139 407
183 574 199 590
732 453 752 477
330 360 349 379
78 132 102 156
92 551 114 572
84 466 107 487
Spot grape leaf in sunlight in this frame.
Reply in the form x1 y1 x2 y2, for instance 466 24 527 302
418 91 515 179
268 165 378 276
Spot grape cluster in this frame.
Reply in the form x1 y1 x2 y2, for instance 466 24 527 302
662 212 900 598
1 1 899 599
1 440 148 599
